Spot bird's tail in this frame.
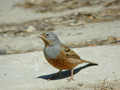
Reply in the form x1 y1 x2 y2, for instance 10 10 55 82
81 59 98 65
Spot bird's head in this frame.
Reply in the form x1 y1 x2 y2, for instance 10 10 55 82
40 32 60 46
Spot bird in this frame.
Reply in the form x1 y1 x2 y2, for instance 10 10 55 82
40 32 98 80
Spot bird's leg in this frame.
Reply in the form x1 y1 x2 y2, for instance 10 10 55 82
70 69 74 80
67 69 74 81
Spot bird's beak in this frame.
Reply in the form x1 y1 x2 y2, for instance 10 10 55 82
39 34 44 38
40 33 46 40
39 33 49 45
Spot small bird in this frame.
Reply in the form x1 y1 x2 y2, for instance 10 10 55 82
40 32 98 80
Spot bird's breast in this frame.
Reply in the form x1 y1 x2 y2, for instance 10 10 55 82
44 45 61 59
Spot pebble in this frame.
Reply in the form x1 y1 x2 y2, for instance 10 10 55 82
26 26 36 32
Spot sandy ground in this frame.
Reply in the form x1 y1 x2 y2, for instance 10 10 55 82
0 0 102 24
0 0 120 90
0 45 120 90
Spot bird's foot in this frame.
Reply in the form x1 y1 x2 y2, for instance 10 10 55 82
67 77 75 81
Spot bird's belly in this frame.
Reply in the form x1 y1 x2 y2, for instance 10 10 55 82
46 58 77 70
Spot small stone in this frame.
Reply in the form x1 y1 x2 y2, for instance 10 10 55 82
0 49 7 55
3 34 8 37
26 26 36 32
107 36 117 43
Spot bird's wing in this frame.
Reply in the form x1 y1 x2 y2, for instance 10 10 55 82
60 44 94 64
61 44 80 59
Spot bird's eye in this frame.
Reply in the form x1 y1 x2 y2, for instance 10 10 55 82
46 33 49 37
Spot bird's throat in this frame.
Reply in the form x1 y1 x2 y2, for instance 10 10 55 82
41 36 51 46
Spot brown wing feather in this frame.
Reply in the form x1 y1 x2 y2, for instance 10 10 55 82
61 44 80 59
61 44 97 65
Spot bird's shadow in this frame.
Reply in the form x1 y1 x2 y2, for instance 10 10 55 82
37 63 98 80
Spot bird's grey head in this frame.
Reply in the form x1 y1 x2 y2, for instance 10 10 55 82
40 32 60 46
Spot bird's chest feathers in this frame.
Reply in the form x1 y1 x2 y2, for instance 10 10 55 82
44 45 61 59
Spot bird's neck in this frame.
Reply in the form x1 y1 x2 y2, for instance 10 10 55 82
45 40 61 47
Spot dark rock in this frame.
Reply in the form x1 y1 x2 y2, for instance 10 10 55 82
0 49 7 55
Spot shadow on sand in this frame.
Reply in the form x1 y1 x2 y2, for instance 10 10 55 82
37 63 98 80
